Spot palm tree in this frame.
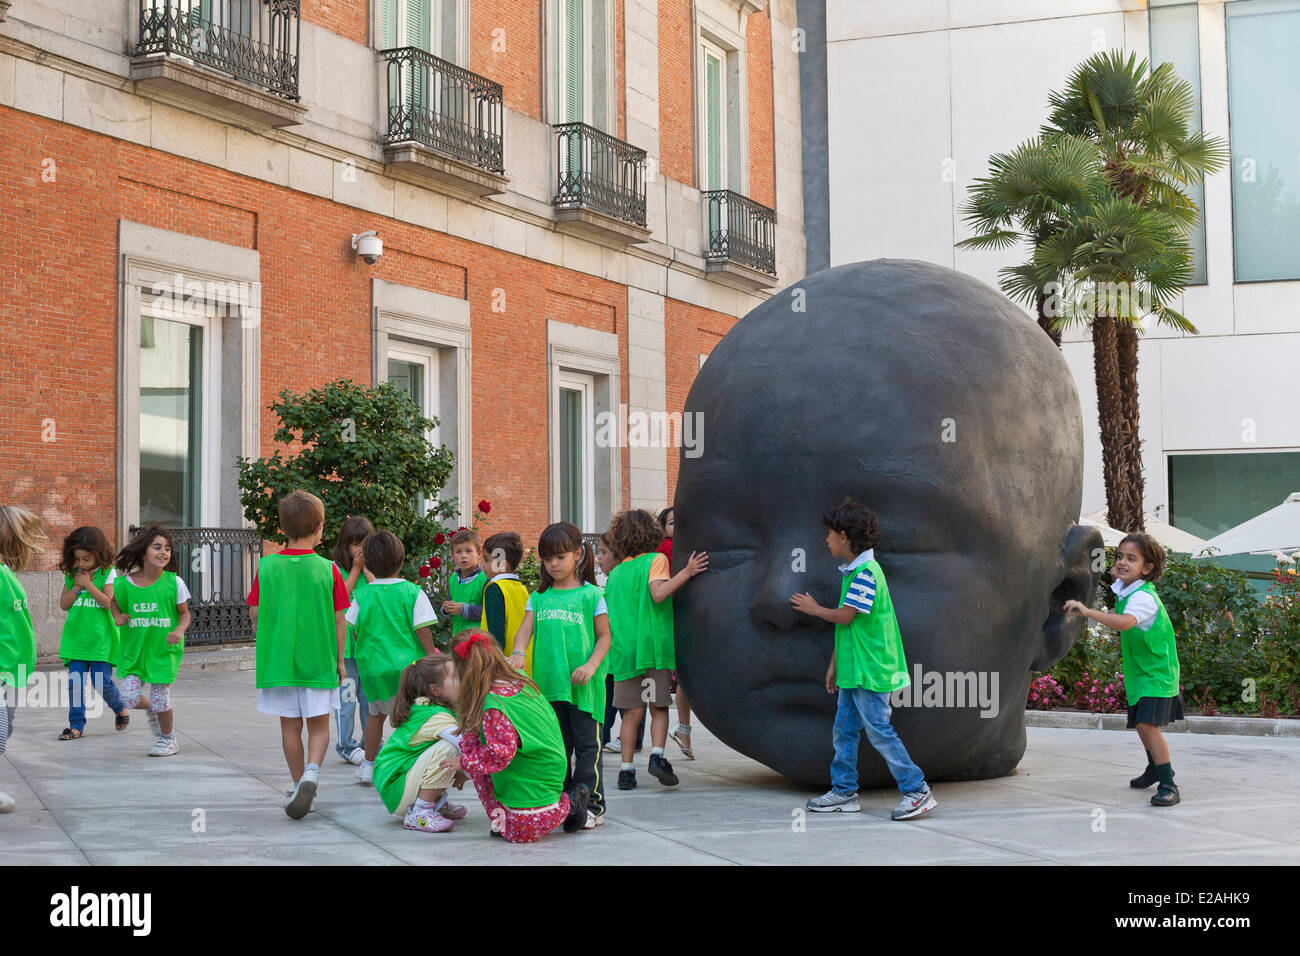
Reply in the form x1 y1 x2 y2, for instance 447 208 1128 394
956 134 1105 347
1042 51 1229 533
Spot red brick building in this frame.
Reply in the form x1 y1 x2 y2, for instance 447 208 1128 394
0 0 806 654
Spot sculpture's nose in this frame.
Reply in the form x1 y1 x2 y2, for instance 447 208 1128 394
750 561 828 633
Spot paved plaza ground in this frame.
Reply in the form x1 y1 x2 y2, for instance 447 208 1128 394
3 664 1298 866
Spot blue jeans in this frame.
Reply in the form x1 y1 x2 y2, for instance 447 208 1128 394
67 660 126 732
830 687 926 795
334 657 369 757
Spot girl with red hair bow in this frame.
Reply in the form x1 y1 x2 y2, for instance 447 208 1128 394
443 631 573 842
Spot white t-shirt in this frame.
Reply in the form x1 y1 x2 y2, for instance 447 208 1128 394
125 572 191 604
1112 579 1157 631
345 578 438 628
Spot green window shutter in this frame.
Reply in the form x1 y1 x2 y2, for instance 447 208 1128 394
705 50 723 191
407 0 431 51
564 0 585 124
382 0 397 49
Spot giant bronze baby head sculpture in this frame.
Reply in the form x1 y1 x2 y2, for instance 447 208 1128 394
674 259 1102 786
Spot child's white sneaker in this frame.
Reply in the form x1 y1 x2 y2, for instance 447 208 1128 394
285 768 318 820
404 804 454 832
147 735 180 757
0 790 15 813
355 761 374 785
341 746 365 766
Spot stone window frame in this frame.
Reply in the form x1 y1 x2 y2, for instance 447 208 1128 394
116 220 261 545
371 278 474 525
547 319 621 532
695 0 752 196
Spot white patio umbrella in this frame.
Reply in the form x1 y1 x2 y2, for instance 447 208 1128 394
1081 509 1210 555
1200 493 1300 557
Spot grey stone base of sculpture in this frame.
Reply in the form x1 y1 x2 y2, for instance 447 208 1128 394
673 259 1104 787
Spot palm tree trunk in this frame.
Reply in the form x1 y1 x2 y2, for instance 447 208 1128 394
1115 322 1146 532
1092 316 1136 533
1036 288 1062 348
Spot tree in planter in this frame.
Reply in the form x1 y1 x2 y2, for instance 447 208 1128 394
237 378 456 581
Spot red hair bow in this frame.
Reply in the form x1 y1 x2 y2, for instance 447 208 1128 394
454 632 489 659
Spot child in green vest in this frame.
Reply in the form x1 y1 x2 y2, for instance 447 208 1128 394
441 527 486 639
1065 533 1184 807
347 530 438 786
248 491 350 819
451 631 572 842
331 515 375 767
604 509 708 791
0 505 46 813
598 533 642 756
507 522 611 831
481 532 531 669
112 525 191 759
57 526 129 739
374 654 469 832
791 498 937 820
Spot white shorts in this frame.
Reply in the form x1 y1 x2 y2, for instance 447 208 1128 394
257 686 341 719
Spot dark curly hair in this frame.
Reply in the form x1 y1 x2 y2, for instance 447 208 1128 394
59 526 114 575
1118 533 1166 583
822 498 881 554
606 509 664 560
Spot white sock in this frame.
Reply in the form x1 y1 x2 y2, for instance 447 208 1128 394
414 797 437 810
621 762 634 771
651 746 665 757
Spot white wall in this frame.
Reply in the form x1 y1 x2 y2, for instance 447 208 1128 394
825 0 1300 519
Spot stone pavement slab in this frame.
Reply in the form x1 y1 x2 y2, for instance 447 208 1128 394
2 667 1298 865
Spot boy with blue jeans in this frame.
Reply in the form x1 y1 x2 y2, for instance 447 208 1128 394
791 498 936 820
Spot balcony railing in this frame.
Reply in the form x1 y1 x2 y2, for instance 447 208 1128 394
380 47 505 174
553 122 647 226
130 526 263 646
703 189 777 275
135 0 301 101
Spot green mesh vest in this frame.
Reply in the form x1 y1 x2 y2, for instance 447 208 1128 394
834 558 910 693
604 553 674 681
354 580 433 702
0 564 35 683
115 571 185 684
374 701 455 814
59 567 121 665
530 583 607 718
448 568 486 638
1116 581 1180 705
483 685 568 810
254 552 338 689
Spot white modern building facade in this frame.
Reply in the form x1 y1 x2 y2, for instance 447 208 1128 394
801 0 1300 540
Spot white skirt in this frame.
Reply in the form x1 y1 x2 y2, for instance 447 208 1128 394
257 685 341 719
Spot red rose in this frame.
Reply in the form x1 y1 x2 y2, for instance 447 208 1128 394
433 532 445 545
478 499 492 514
430 556 442 569
418 565 431 578
458 526 467 532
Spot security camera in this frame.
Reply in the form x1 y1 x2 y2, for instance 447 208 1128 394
351 230 383 265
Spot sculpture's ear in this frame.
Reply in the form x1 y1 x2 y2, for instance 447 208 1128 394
1032 523 1105 673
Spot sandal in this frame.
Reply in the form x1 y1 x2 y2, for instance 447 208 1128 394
671 725 695 760
115 712 130 732
58 728 84 740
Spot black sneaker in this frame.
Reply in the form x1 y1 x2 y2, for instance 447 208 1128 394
1130 765 1159 789
563 784 591 832
647 753 679 787
1151 783 1180 807
618 769 637 790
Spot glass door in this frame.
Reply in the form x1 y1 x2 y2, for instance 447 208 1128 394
388 344 441 515
557 372 595 532
138 309 215 528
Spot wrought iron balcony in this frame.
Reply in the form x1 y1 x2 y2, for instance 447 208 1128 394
379 47 505 176
703 190 777 276
553 122 648 229
134 0 301 102
130 526 263 646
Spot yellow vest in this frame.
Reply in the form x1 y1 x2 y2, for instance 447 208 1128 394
486 576 532 675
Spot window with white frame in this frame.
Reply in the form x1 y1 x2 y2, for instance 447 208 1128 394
552 0 614 130
381 0 462 62
388 341 442 517
695 20 746 195
548 320 619 534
